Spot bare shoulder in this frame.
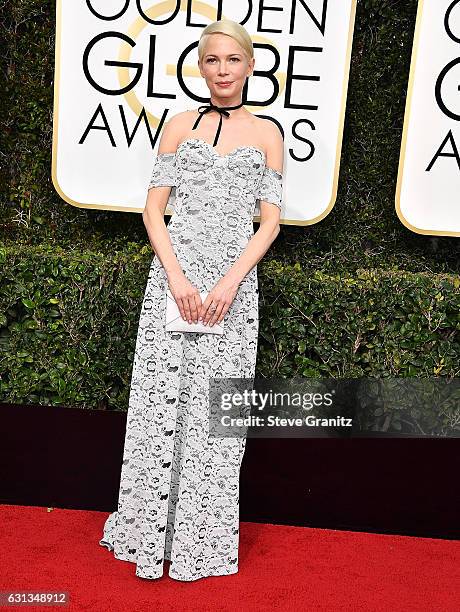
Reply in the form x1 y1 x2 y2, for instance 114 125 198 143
166 109 198 131
157 110 195 154
256 117 284 173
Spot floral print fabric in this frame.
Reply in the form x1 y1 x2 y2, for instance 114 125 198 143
99 138 283 581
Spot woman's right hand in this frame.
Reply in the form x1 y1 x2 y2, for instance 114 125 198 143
167 272 202 324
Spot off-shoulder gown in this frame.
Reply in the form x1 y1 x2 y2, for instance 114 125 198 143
99 137 283 581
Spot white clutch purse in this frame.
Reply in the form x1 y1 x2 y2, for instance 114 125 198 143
165 289 224 334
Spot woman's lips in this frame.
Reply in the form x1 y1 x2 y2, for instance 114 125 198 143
217 82 233 87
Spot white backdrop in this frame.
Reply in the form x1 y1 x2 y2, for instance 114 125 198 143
396 0 460 236
52 0 357 225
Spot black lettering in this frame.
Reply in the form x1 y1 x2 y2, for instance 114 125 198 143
79 103 116 146
426 130 460 171
83 32 142 96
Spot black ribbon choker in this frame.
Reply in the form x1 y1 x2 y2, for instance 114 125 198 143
192 100 244 146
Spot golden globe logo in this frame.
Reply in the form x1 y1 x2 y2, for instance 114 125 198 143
52 1 357 226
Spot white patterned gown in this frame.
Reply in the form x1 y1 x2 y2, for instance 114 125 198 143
99 137 283 581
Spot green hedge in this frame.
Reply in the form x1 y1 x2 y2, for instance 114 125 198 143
259 260 459 379
1 246 458 434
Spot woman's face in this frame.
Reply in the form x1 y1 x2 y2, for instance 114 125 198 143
198 33 254 101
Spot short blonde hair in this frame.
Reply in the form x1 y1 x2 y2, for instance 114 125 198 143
198 19 254 63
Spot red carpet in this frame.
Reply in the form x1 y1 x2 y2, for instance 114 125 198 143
1 504 458 611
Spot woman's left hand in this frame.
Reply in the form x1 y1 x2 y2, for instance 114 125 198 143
199 277 240 327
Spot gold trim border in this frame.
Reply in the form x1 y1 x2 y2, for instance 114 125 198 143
51 0 358 225
395 0 460 237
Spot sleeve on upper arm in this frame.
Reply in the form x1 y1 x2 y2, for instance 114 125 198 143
255 166 283 213
147 152 177 214
148 152 177 188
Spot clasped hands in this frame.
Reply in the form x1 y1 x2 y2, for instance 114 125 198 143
167 272 240 327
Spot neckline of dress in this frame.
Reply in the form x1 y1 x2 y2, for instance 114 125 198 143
177 137 266 162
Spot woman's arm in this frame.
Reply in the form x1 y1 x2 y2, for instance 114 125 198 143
143 114 203 324
201 122 284 327
143 116 182 277
226 122 283 284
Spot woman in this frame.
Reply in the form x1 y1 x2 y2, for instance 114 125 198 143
100 18 284 581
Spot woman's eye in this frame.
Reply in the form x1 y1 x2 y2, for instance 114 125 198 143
206 57 240 63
